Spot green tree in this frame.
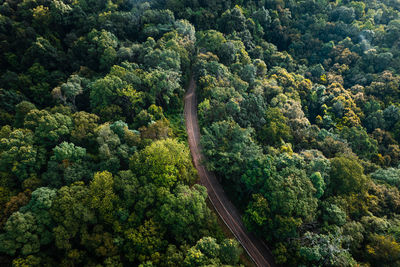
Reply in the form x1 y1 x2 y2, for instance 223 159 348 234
340 126 378 160
42 142 90 187
0 187 56 256
219 239 242 265
130 138 197 188
70 111 99 147
89 75 126 112
59 74 88 106
86 29 118 71
144 68 182 107
366 234 400 266
24 109 73 147
243 155 318 241
299 231 356 266
52 142 86 163
201 120 262 183
0 129 43 183
124 219 166 264
310 172 325 199
14 101 36 128
89 171 117 224
158 184 210 243
258 107 292 146
371 167 400 189
328 157 368 195
196 30 226 54
50 182 95 251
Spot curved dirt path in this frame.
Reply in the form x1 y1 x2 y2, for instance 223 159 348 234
184 77 276 267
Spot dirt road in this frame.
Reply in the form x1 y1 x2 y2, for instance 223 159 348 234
184 77 276 267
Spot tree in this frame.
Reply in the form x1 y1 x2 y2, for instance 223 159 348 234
371 167 400 189
175 19 196 42
52 142 86 163
310 172 325 199
130 139 197 188
219 239 242 265
328 156 368 195
139 119 173 141
366 234 400 266
201 120 262 184
243 155 318 241
158 184 210 243
0 212 40 255
14 101 36 128
89 171 116 224
95 123 124 173
144 68 182 107
219 6 247 34
70 111 99 147
143 49 180 72
196 30 226 54
23 109 73 147
59 75 88 107
299 231 356 266
0 129 43 183
0 190 32 228
89 75 126 112
0 187 56 256
340 126 378 160
258 107 292 146
384 105 400 130
86 29 118 71
243 194 270 233
183 237 241 266
321 202 347 226
42 142 90 187
50 182 95 251
124 219 165 264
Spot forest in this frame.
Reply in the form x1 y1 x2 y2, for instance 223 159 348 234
1 0 400 266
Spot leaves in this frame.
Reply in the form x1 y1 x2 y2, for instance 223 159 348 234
130 139 197 188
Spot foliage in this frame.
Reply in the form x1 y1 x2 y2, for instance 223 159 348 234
2 0 400 265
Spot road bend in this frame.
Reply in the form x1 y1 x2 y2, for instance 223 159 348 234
184 77 276 267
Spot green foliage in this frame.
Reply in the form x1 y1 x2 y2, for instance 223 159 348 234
243 155 318 242
70 111 99 147
322 202 347 226
124 219 165 263
366 234 400 266
90 74 126 112
184 237 241 266
3 0 400 265
14 101 36 128
50 182 95 251
340 126 378 160
24 109 73 147
89 171 116 224
158 184 209 243
0 128 43 182
328 157 368 195
258 107 292 146
201 120 262 182
196 30 226 54
52 142 86 163
130 138 197 187
310 172 325 199
0 187 56 256
371 167 400 189
299 231 356 266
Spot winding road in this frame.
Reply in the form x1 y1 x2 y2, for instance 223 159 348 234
184 77 276 267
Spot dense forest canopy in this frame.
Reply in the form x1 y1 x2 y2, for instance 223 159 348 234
1 0 400 266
